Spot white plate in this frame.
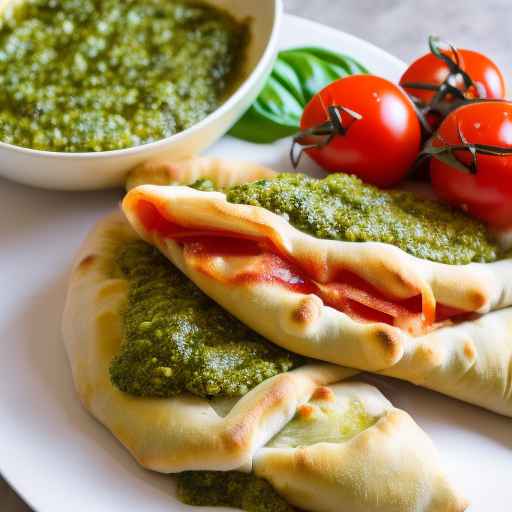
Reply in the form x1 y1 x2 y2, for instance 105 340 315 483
0 14 510 512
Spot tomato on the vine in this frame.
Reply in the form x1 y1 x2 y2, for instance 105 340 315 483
430 101 512 228
294 75 421 188
401 48 506 105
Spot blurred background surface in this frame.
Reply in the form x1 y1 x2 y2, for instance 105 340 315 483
2 0 510 510
286 0 511 77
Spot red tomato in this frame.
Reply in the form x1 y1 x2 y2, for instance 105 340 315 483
400 48 506 105
298 75 421 188
430 101 512 228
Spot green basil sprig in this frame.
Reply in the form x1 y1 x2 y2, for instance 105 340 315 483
229 47 368 144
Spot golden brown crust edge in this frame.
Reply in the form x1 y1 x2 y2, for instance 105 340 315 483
126 156 277 191
255 406 469 512
123 181 512 416
61 211 353 473
62 211 467 511
123 183 512 315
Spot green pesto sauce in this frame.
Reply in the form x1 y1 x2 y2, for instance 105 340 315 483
109 241 302 398
268 399 377 448
189 177 218 192
0 0 247 152
176 401 376 511
225 173 500 265
177 471 296 512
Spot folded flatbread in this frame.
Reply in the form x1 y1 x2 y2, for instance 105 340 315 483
126 156 277 191
123 157 512 416
62 211 466 512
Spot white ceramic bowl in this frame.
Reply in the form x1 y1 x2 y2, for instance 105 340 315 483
0 0 282 190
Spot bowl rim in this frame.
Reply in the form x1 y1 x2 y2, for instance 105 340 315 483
0 0 283 160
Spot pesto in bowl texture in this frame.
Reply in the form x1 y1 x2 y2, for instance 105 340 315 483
0 0 248 152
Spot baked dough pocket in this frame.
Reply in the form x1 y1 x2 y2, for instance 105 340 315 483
62 211 466 512
122 157 512 416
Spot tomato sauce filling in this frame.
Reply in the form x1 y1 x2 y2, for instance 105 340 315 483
135 200 468 332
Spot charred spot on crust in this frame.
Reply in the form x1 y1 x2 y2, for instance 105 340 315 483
221 423 251 454
77 254 97 272
311 386 335 402
292 296 321 326
370 328 404 366
297 404 315 420
417 343 443 368
469 289 489 311
295 447 312 469
221 374 296 453
463 340 477 362
96 280 128 301
374 329 400 349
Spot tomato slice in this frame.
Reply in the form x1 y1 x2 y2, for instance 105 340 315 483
135 200 467 333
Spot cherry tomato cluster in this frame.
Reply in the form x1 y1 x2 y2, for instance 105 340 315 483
293 37 512 228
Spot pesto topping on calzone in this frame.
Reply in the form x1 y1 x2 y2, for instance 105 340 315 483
176 398 377 511
225 172 499 265
110 241 301 397
189 177 218 192
109 240 302 398
177 471 296 512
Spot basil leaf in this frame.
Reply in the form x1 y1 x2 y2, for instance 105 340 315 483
271 58 307 105
229 75 303 143
290 47 369 75
278 51 341 104
230 46 368 143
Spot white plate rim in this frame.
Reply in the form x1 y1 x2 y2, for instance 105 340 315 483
2 13 511 512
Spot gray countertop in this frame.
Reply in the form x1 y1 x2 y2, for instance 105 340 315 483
286 0 511 74
2 0 511 510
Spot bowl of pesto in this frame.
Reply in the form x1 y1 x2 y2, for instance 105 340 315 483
0 0 281 190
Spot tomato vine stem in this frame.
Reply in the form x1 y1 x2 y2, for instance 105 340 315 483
290 105 362 168
419 123 512 175
402 36 487 134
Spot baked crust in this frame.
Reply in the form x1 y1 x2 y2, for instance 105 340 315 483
62 212 466 511
62 212 351 473
378 307 512 416
255 385 467 512
124 184 512 314
123 158 512 416
126 156 277 191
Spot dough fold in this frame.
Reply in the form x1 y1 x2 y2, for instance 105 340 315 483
62 212 466 511
122 157 512 416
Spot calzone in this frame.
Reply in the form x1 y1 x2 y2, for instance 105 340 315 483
62 211 466 512
123 157 512 416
